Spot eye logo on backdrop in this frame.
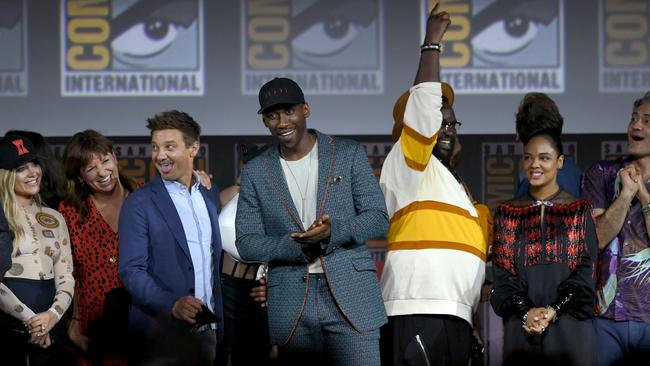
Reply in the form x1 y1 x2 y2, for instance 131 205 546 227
242 0 384 95
0 0 27 96
61 0 204 96
599 0 650 93
422 0 565 94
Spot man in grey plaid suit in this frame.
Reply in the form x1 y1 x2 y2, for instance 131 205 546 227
235 77 388 365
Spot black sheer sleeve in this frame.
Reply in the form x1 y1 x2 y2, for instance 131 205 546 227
548 208 597 320
491 263 534 320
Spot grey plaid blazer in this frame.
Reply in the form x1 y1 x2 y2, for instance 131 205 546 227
235 130 388 346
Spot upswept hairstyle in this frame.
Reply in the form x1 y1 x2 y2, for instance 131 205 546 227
515 93 564 143
525 131 564 158
62 129 137 221
0 168 43 241
146 110 201 147
5 130 66 209
633 91 650 110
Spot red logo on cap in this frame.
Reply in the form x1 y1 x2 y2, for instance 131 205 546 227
11 139 30 156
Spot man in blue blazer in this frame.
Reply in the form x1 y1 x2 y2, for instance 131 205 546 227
119 110 223 365
236 78 388 365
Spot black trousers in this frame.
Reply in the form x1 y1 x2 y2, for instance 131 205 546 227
221 273 271 365
128 325 225 366
380 314 472 366
0 278 68 366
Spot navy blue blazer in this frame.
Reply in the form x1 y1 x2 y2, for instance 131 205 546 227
118 175 224 336
236 130 388 346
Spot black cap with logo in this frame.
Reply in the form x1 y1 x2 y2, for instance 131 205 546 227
257 77 306 114
0 135 38 170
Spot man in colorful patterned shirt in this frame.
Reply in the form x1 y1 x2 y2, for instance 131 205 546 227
582 91 650 365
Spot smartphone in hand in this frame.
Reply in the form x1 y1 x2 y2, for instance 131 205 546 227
195 304 220 326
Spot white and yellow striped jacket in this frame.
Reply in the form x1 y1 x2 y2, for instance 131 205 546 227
379 82 490 326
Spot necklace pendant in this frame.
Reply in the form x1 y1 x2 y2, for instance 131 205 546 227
109 256 117 264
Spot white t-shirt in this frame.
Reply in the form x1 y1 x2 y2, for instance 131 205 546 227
280 141 322 273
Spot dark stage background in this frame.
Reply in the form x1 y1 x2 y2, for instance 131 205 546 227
46 132 629 211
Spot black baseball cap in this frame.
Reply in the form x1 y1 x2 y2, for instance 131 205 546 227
257 77 305 114
0 135 38 170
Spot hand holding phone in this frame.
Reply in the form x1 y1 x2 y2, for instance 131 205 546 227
195 304 220 326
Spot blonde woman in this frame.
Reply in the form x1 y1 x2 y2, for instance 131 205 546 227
0 135 74 365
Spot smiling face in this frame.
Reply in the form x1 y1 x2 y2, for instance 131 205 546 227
433 103 458 166
79 152 119 195
14 161 42 205
262 103 311 156
628 102 650 158
522 134 564 191
151 129 198 187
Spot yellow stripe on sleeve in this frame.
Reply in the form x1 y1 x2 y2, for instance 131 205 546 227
400 123 437 172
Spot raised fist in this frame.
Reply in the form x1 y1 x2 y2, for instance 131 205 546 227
424 3 452 44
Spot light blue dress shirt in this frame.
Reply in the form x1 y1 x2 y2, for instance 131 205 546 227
163 172 214 312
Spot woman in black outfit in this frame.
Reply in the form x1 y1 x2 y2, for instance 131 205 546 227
491 131 597 366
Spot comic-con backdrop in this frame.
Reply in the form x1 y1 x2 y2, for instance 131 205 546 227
47 132 628 215
2 1 647 364
0 0 649 136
